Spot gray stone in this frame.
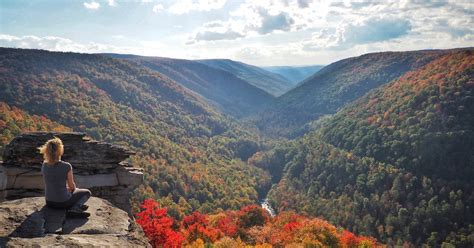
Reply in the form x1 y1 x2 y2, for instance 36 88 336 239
5 169 44 190
2 132 135 170
75 173 119 188
0 197 149 247
116 167 144 186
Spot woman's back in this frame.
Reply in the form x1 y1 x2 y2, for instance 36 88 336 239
41 161 72 202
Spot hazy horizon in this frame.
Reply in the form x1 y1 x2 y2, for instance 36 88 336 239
1 0 473 66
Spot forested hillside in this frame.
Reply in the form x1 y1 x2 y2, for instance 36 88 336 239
0 102 71 157
105 54 274 117
196 59 292 96
258 50 474 247
320 50 474 180
1 47 473 247
0 48 271 215
262 65 323 85
255 50 450 136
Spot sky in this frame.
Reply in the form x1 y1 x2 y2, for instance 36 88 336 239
0 0 473 66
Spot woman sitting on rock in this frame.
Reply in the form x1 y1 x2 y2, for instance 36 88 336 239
39 137 91 218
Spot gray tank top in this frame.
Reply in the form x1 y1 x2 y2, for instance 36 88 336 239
41 160 72 202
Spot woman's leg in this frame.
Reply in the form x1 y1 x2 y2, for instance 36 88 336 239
64 188 92 210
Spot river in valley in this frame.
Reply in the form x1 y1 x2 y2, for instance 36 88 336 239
260 198 275 217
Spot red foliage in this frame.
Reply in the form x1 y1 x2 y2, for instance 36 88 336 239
237 204 271 228
181 211 221 243
215 214 238 237
341 230 359 247
135 199 184 248
340 230 378 247
136 199 380 247
283 221 301 232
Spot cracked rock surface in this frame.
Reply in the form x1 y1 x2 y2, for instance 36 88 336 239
0 197 149 247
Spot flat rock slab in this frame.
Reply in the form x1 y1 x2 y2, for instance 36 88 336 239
0 197 149 247
4 234 148 247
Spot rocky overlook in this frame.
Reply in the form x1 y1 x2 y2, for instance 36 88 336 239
0 197 149 247
0 132 143 212
0 132 148 247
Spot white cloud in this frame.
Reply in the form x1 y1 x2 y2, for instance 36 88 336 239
255 7 294 34
187 2 300 43
0 34 179 58
197 0 474 65
108 0 116 7
303 16 413 51
188 30 244 44
187 20 245 43
187 0 473 64
297 0 310 8
186 0 325 43
168 0 227 14
152 4 164 13
4 1 474 66
83 1 100 10
0 34 120 53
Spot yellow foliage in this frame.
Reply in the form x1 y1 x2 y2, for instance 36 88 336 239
214 237 246 248
186 238 205 248
254 244 273 248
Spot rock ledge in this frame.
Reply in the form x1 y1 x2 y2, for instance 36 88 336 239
0 197 149 247
0 132 143 212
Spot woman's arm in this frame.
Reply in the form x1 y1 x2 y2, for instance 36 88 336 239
67 169 76 193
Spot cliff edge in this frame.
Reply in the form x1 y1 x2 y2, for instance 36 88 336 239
0 196 149 247
0 132 149 247
0 132 143 212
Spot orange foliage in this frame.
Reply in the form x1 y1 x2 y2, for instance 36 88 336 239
0 102 72 148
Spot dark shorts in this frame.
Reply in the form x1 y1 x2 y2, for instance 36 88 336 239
46 188 91 209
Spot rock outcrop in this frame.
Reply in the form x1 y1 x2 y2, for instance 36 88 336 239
0 132 143 212
0 197 149 247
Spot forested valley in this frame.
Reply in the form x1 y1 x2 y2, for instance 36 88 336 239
0 47 472 247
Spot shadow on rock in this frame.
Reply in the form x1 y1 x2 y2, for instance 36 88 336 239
7 206 89 238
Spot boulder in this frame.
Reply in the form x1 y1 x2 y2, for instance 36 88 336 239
0 197 149 247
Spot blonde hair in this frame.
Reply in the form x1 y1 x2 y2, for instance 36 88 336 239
38 137 64 165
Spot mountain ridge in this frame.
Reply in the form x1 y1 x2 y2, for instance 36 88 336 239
104 54 275 117
262 65 324 85
253 48 466 136
196 59 293 96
